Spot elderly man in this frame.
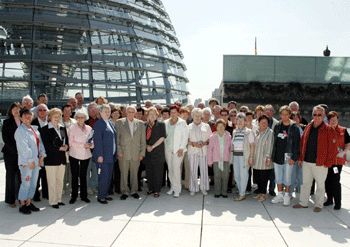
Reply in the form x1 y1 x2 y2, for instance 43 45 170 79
22 95 34 110
293 105 337 212
289 101 308 125
116 106 146 200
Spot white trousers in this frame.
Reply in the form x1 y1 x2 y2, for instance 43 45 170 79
46 165 65 205
188 154 209 192
165 150 184 195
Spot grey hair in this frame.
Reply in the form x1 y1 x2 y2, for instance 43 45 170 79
289 101 299 109
126 105 137 112
202 107 212 115
99 104 111 113
236 112 246 120
313 105 325 115
74 109 89 120
22 95 33 104
191 107 203 118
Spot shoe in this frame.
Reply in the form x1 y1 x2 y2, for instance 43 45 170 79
323 200 333 206
234 195 246 201
9 203 16 208
19 205 31 215
120 194 128 200
147 191 154 195
52 204 59 209
81 198 91 203
153 193 160 198
28 203 40 212
334 205 341 210
131 193 140 199
283 195 291 206
167 190 174 195
313 207 322 213
58 202 65 206
214 194 220 198
271 194 284 204
269 191 276 197
69 198 76 204
258 194 267 202
173 193 180 198
293 204 308 209
201 190 208 196
97 199 108 204
222 195 228 198
105 196 113 201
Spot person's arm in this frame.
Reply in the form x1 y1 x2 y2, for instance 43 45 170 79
248 131 255 166
207 136 214 166
150 122 166 151
14 128 33 166
291 125 300 163
93 121 104 162
139 122 146 159
179 122 189 151
265 131 274 166
116 121 123 158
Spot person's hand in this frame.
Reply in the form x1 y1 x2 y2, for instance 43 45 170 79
288 159 295 166
97 156 103 164
248 157 254 166
84 143 92 149
265 158 271 167
39 156 44 167
177 149 184 157
147 145 153 152
118 153 123 159
59 144 68 152
139 156 144 161
29 161 35 170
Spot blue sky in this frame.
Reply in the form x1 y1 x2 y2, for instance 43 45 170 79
162 0 350 103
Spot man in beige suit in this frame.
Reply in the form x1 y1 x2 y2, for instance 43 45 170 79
116 106 146 200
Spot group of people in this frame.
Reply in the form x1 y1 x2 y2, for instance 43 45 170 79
2 93 349 215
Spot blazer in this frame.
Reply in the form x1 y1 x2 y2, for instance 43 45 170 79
1 117 19 157
116 118 146 161
40 123 68 166
164 118 189 153
207 131 232 166
14 124 46 167
92 119 117 163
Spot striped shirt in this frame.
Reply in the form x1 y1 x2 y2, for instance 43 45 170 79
254 128 274 170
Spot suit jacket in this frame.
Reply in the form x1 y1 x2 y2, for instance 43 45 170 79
40 124 68 166
92 119 117 163
116 118 146 161
1 117 19 166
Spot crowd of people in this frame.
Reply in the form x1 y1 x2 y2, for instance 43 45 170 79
1 93 349 215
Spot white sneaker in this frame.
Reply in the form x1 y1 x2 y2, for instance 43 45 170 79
283 194 291 206
201 190 208 196
190 191 195 196
167 190 174 195
173 193 180 198
271 194 284 204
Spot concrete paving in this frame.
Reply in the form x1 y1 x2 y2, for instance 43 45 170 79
0 161 350 247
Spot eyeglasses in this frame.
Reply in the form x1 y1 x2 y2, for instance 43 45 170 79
313 114 322 117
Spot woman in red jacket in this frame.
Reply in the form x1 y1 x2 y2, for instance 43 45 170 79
324 111 350 210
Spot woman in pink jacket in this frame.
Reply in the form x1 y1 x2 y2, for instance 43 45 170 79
207 119 232 198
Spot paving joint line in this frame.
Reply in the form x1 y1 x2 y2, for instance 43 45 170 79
199 195 205 247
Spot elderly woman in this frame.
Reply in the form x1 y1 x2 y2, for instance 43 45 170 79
143 107 166 197
15 109 46 214
93 104 117 204
2 102 21 208
207 119 232 198
232 112 255 201
253 115 274 202
188 108 212 196
40 108 69 209
68 109 94 204
324 111 350 210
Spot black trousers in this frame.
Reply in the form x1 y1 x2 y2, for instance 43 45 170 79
110 160 121 194
254 169 271 194
138 161 146 190
4 154 20 205
145 160 164 193
69 156 90 199
246 167 252 191
325 165 342 207
34 167 48 200
268 169 275 193
162 162 170 187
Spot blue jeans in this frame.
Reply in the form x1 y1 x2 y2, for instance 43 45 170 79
233 155 249 196
18 165 39 201
290 162 303 193
274 163 293 186
96 162 114 200
87 159 98 190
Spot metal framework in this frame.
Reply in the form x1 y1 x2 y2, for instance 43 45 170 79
0 0 189 106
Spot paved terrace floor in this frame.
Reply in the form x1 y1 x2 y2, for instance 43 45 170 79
0 161 350 247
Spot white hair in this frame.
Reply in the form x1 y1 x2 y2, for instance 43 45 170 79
74 109 89 120
237 112 246 120
313 105 325 115
99 104 111 113
202 107 212 115
289 101 299 109
191 108 203 118
126 105 137 112
22 95 33 104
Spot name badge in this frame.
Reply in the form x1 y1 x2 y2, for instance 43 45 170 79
333 167 339 174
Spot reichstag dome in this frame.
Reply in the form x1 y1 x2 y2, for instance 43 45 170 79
0 0 189 106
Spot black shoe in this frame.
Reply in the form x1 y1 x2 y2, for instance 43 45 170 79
81 198 91 203
323 200 333 207
28 203 40 212
131 193 140 199
33 197 41 202
69 198 77 204
19 205 31 215
97 199 108 204
334 205 341 210
227 189 232 193
214 195 220 198
52 204 59 209
222 195 228 198
269 191 276 197
120 194 128 200
105 196 113 201
58 202 65 206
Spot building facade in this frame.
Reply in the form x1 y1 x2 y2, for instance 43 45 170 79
0 0 189 107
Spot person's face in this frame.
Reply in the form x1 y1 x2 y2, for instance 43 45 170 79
255 110 263 118
145 102 152 108
111 111 120 120
197 103 205 109
51 113 61 126
101 108 111 120
220 111 229 122
280 110 290 123
11 106 20 118
162 112 170 120
147 110 157 123
68 99 77 109
209 102 217 110
75 94 84 106
229 112 237 124
63 107 72 118
202 111 210 122
236 117 245 128
290 104 299 112
23 100 33 110
246 115 253 124
227 103 236 110
329 116 338 128
265 108 274 118
88 106 98 118
127 108 136 121
37 106 48 119
21 113 33 125
38 96 48 105
216 123 225 133
170 109 179 121
193 113 202 124
259 119 268 131
292 115 301 124
76 115 86 125
180 112 189 121
312 109 324 126
96 98 104 105
135 111 143 120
